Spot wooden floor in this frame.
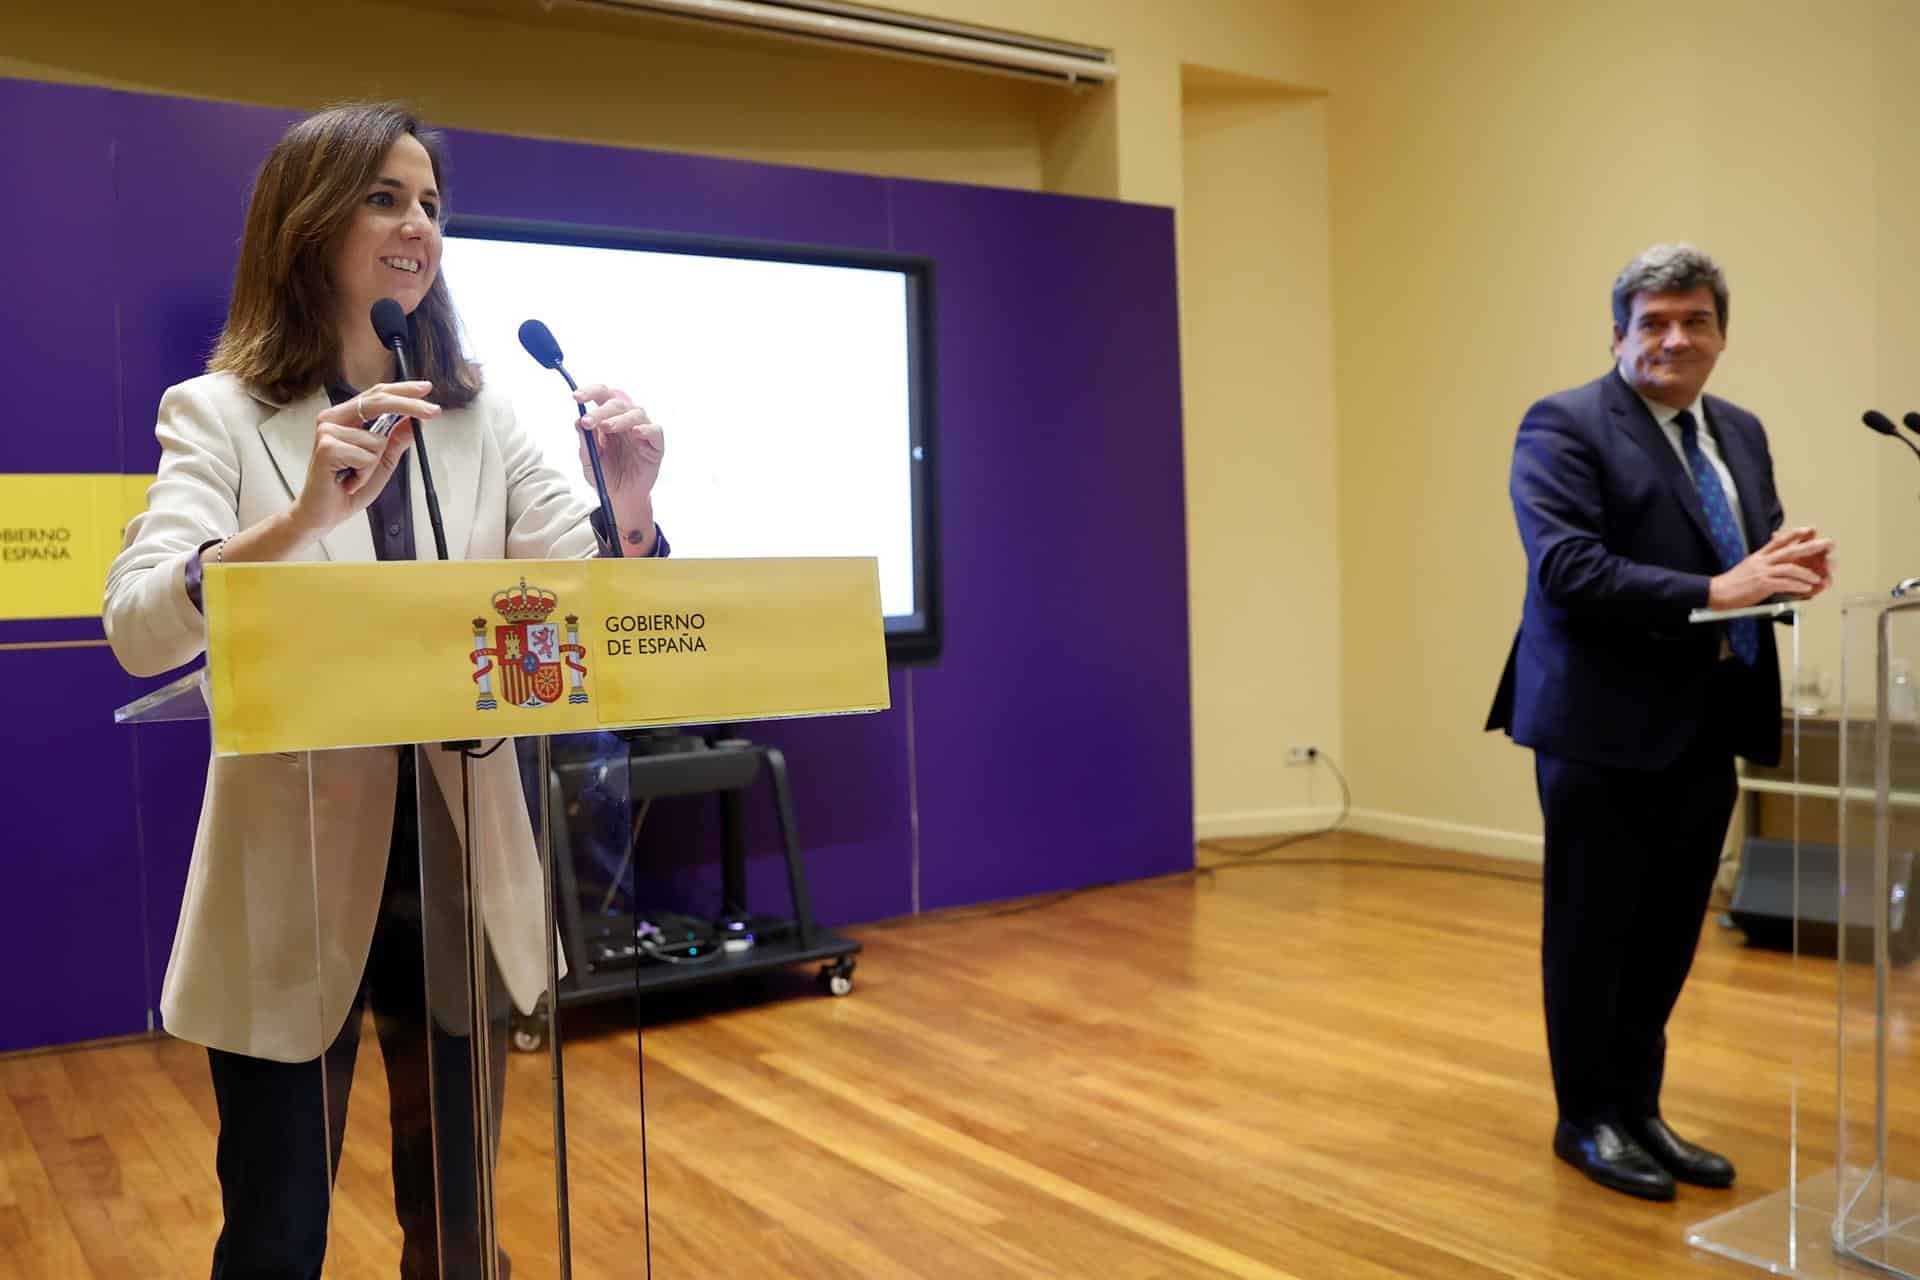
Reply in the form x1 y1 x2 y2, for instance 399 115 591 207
0 832 1873 1278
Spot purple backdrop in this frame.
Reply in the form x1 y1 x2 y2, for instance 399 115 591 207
0 77 1192 1053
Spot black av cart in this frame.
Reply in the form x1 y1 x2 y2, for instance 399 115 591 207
511 729 860 1051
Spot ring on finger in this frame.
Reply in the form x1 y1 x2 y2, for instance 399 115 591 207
355 394 368 424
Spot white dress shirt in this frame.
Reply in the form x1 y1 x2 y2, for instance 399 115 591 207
1625 373 1748 553
1624 372 1750 660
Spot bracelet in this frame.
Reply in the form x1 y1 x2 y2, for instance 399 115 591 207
214 535 234 565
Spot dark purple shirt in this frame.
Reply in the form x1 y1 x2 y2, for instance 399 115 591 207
366 454 417 562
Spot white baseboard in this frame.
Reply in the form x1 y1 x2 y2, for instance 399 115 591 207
1344 808 1543 863
1195 806 1342 840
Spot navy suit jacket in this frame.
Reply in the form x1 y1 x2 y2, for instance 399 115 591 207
1486 369 1785 771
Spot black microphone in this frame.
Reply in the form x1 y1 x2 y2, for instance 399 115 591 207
1867 409 1920 464
370 297 410 360
371 298 449 561
518 318 622 558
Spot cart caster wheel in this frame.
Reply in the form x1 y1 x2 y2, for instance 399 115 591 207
819 958 855 997
510 1016 548 1053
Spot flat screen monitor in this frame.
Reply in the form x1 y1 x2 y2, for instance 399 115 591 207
441 218 939 663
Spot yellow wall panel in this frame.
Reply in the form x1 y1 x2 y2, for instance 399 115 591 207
0 474 148 621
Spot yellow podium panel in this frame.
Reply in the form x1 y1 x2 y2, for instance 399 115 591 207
202 557 889 755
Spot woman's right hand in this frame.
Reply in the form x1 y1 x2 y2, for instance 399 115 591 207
289 381 439 537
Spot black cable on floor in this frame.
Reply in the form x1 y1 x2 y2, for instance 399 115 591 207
869 747 1543 928
1196 749 1352 859
1195 854 1539 884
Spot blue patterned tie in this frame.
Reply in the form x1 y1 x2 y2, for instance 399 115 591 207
1676 409 1757 665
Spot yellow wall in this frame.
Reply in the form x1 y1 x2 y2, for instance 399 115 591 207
0 0 1339 840
1181 75 1343 834
0 0 1323 202
0 0 1058 191
1320 0 1917 858
22 0 1907 858
1873 0 1920 579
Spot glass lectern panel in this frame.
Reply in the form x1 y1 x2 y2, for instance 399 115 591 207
544 731 650 1277
409 737 570 1279
1683 602 1839 1274
112 666 210 724
112 676 341 1272
1689 594 1920 1279
1832 595 1920 1277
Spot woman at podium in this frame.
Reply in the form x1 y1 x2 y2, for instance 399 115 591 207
101 102 664 1278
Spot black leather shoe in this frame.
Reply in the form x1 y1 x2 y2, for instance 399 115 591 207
1624 1116 1736 1188
1553 1120 1676 1200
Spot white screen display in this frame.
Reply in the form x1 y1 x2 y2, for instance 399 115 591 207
440 232 923 623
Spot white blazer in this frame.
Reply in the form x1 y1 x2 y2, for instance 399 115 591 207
105 371 599 1062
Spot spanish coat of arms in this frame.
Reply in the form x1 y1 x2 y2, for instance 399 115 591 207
469 579 589 710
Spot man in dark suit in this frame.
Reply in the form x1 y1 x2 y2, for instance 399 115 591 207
1487 244 1833 1201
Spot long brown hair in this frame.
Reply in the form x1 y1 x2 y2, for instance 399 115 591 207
208 102 481 408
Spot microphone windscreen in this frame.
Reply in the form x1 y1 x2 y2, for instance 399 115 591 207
370 298 410 350
517 319 564 369
1865 409 1899 436
1903 412 1920 435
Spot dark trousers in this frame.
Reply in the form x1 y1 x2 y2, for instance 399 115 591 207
1535 700 1739 1128
206 755 510 1279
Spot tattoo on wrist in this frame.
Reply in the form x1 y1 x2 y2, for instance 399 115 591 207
624 527 648 546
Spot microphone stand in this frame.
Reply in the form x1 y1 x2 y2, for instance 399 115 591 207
1869 412 1920 596
552 361 622 559
393 329 497 1268
389 337 450 562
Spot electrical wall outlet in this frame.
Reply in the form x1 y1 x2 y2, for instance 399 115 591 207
1286 744 1319 765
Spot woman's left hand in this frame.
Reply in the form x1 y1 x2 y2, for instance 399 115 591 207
574 384 665 549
